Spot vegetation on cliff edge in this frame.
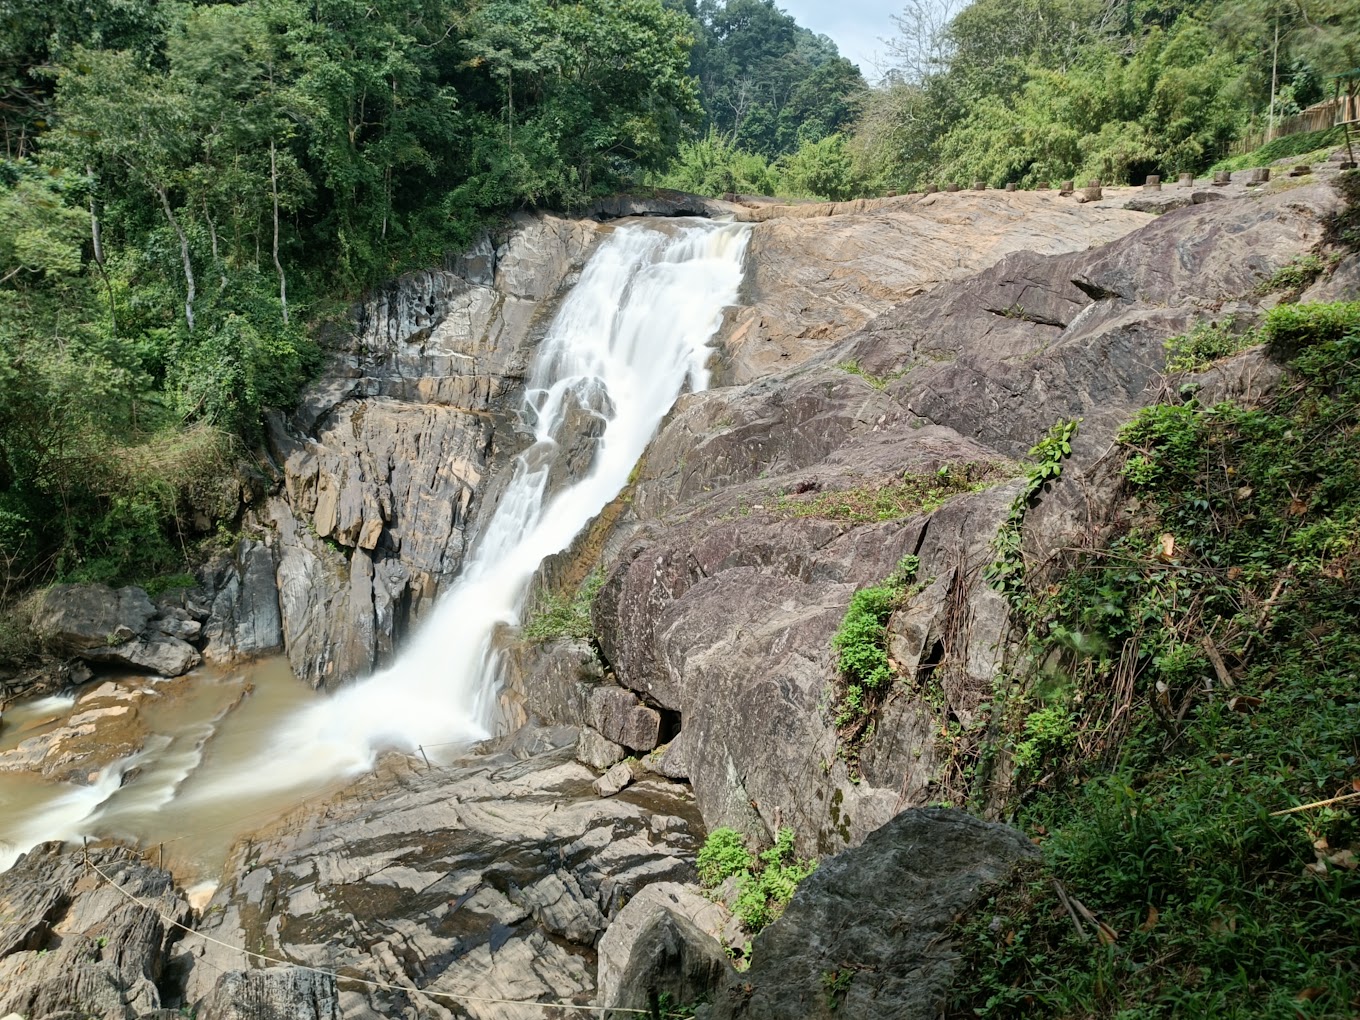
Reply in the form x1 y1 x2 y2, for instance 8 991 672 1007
950 297 1360 1018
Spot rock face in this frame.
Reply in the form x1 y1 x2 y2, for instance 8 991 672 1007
587 183 1342 854
198 968 339 1020
34 584 202 677
180 728 705 1018
201 539 284 663
0 842 191 1020
708 809 1038 1020
264 214 603 687
717 190 1150 383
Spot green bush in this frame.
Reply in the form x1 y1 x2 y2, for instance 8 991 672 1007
1259 300 1360 360
831 555 920 731
1163 317 1251 372
523 569 605 642
697 827 754 887
699 827 816 936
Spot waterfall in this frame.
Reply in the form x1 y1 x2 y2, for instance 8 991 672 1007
186 219 752 801
0 219 749 872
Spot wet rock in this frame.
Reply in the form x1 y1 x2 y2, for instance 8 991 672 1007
264 214 603 686
588 685 661 751
708 809 1038 1020
201 539 284 664
0 843 191 1020
577 727 627 770
198 968 339 1020
500 637 602 730
594 760 636 798
597 882 730 1017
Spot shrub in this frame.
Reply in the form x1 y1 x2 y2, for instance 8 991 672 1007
523 569 604 642
1163 317 1251 372
1259 300 1360 360
697 827 754 887
700 827 817 936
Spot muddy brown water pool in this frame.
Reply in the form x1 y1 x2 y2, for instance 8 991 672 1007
0 658 365 896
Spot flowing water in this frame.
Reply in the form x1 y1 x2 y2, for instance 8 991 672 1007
0 219 750 882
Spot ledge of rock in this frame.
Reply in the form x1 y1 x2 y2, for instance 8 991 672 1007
0 842 192 1020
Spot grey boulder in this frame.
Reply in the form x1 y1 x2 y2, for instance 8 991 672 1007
709 808 1038 1020
597 882 731 1018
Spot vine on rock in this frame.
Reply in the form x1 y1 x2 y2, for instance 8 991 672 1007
984 418 1081 609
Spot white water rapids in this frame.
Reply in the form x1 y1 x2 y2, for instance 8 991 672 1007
0 219 750 877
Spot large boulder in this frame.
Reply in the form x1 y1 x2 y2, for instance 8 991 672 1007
34 584 156 653
597 882 731 1018
709 809 1038 1020
201 539 284 663
0 842 191 1020
33 584 201 677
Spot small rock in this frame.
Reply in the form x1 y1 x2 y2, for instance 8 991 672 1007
594 760 635 798
588 685 661 751
577 727 627 770
198 968 339 1020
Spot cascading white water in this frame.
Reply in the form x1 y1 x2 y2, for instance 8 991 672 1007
0 219 749 871
211 219 749 795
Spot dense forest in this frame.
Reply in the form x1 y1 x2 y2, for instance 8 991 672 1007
0 0 1357 604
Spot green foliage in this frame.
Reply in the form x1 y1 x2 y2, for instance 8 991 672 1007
1162 316 1251 372
654 128 782 196
1260 300 1360 360
855 0 1360 191
1 0 703 588
829 555 921 755
984 419 1081 605
1209 125 1344 173
1010 704 1075 774
699 825 816 939
683 0 864 160
523 570 605 642
951 302 1360 1018
697 826 755 886
732 828 818 932
697 826 817 938
1259 255 1326 299
775 463 1010 526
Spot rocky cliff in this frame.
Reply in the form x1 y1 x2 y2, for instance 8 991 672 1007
5 176 1354 1020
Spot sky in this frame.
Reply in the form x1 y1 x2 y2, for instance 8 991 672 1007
779 0 903 79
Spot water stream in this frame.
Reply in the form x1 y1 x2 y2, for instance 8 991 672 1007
0 219 750 882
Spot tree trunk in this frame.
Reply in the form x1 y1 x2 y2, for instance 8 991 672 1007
153 183 195 332
270 138 289 325
86 166 116 333
204 200 227 291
